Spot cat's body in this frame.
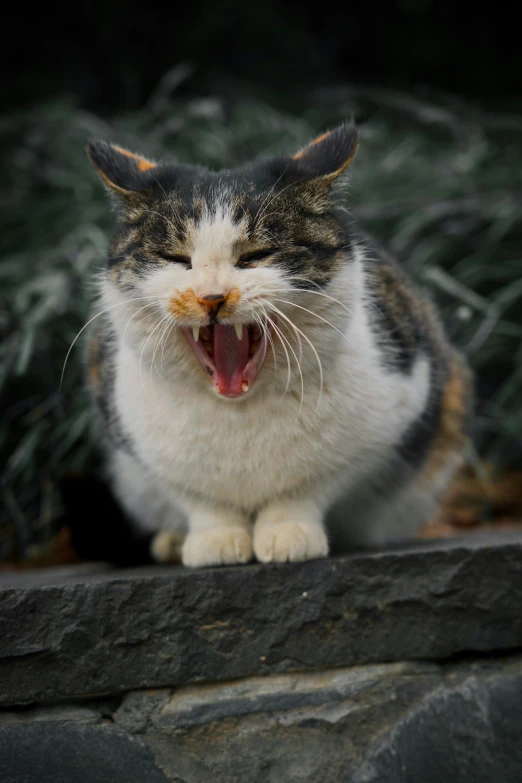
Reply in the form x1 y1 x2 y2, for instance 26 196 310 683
86 127 471 567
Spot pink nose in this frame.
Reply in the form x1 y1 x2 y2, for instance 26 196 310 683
197 293 227 314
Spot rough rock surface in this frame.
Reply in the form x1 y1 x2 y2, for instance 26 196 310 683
1 533 522 706
128 657 522 783
0 720 172 783
1 657 521 782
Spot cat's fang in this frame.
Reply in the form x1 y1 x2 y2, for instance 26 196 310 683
192 326 200 342
183 320 273 397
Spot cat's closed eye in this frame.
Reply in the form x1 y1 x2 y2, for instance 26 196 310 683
159 253 192 269
237 249 275 268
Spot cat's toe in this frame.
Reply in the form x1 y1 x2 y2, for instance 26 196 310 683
254 521 328 563
182 527 253 568
150 531 184 564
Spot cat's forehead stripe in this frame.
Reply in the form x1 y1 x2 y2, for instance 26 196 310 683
188 201 248 259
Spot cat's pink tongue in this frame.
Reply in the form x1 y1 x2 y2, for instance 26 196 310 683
213 324 249 396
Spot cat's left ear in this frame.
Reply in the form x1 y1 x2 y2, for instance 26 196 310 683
292 124 358 181
87 140 158 198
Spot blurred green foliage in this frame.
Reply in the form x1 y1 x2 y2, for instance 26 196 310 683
1 72 521 556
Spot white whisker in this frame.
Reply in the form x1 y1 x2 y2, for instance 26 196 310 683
150 177 185 233
161 317 179 371
269 314 305 413
141 208 181 235
272 298 354 347
258 228 284 249
253 169 288 229
151 315 173 379
140 315 171 388
261 309 297 402
123 301 163 345
254 179 299 228
259 282 353 315
147 173 172 205
256 210 287 224
261 299 324 409
252 311 277 373
60 295 160 390
278 313 303 363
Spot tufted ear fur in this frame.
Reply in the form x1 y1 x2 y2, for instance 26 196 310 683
87 140 158 198
292 124 358 181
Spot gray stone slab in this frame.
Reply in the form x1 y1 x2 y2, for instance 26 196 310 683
1 657 521 782
121 656 522 783
1 532 522 706
0 704 99 726
0 721 172 783
0 562 112 588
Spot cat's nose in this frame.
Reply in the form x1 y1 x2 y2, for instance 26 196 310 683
197 293 227 315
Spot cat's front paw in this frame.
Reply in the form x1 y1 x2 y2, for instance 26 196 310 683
254 521 328 563
182 527 253 568
150 531 184 564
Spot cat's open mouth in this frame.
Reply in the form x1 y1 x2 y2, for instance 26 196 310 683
184 321 271 398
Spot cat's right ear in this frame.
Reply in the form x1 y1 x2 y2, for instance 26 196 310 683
87 140 157 201
292 124 358 181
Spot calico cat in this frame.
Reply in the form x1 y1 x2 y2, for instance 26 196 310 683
85 125 472 567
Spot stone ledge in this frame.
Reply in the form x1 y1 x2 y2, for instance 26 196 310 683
1 532 522 707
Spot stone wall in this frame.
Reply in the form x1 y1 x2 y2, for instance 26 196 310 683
1 533 522 781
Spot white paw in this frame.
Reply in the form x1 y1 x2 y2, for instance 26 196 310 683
150 531 184 564
254 521 329 563
182 527 253 568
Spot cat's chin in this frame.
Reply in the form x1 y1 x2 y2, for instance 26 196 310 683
183 319 274 398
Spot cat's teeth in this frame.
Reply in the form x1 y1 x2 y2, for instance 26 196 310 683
234 323 243 340
192 326 200 342
241 382 249 392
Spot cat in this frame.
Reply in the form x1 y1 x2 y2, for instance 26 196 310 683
85 124 472 568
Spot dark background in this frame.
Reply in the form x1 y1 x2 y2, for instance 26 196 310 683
3 1 519 112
